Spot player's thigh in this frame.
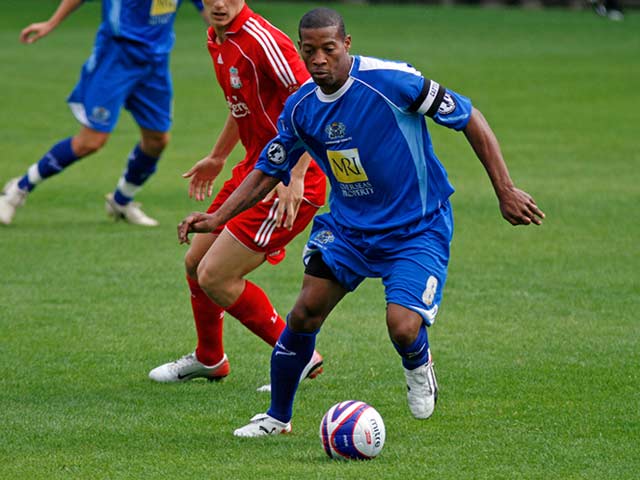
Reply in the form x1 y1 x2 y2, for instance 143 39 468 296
126 57 172 133
382 250 448 327
197 229 266 284
382 224 451 328
68 38 142 132
289 274 349 332
184 232 217 278
225 197 319 265
304 213 369 292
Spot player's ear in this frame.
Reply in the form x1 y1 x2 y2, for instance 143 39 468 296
344 34 352 52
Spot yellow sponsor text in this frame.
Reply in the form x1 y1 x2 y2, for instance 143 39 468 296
327 148 368 184
150 0 177 16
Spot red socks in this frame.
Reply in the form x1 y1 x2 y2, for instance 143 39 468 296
187 276 225 366
188 276 286 366
226 280 286 347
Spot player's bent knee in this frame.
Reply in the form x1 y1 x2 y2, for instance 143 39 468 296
387 315 422 347
141 132 170 156
184 249 203 279
73 135 108 157
288 304 324 333
389 326 420 348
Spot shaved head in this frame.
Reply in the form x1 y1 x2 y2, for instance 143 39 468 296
298 8 346 39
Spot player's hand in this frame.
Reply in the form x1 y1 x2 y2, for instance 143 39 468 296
498 187 545 226
182 156 225 201
270 178 304 230
20 22 54 44
177 212 216 245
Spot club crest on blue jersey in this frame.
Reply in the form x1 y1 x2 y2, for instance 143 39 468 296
267 141 286 165
229 67 242 89
313 230 335 245
90 106 111 124
438 93 456 115
325 121 347 140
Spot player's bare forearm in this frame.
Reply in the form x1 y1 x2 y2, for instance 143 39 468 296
209 114 240 161
290 152 313 181
182 115 241 201
273 152 312 229
464 107 545 226
464 108 514 195
177 170 280 244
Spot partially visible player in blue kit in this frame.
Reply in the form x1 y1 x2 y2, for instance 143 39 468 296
176 7 545 437
0 0 205 226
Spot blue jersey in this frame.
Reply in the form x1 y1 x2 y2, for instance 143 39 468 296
256 55 473 232
96 0 202 55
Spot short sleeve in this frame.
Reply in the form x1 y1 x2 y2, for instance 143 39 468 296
255 103 306 185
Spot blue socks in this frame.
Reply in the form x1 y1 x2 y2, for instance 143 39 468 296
113 144 159 206
15 140 159 205
392 324 430 370
18 137 79 192
267 324 317 423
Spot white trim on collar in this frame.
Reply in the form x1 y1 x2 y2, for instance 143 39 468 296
315 77 354 103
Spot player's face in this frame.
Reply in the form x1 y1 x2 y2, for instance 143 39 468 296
299 27 352 94
204 0 245 32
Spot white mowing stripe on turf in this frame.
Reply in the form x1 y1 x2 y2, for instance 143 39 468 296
242 19 295 88
254 198 279 247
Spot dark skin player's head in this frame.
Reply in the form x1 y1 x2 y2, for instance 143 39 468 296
298 8 352 95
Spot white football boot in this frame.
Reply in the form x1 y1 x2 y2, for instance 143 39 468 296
404 351 438 419
105 193 159 227
256 349 324 393
148 352 229 383
0 178 28 225
233 413 291 438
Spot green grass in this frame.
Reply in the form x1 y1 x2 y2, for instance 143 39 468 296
1 1 639 478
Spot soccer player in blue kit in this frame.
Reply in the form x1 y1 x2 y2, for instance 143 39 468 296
0 0 205 226
177 7 546 437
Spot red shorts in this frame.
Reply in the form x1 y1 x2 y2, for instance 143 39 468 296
207 173 322 265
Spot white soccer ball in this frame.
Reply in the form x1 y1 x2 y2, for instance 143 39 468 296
319 400 386 460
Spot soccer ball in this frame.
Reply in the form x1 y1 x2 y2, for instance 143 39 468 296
319 400 386 460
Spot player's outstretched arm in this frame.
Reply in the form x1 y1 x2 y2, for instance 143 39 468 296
20 0 84 44
463 107 545 226
178 169 280 244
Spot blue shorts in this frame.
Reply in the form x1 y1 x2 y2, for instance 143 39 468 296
67 32 172 133
303 201 453 326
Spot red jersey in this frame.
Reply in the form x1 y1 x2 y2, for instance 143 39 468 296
207 5 325 206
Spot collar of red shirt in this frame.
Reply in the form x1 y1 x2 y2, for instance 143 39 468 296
225 4 253 36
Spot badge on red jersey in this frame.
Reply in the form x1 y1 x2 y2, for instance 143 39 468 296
229 67 242 89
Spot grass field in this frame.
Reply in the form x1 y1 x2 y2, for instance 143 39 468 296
1 1 639 478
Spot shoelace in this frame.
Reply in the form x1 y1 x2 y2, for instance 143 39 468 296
169 354 196 373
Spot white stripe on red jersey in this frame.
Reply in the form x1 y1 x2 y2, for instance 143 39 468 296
242 18 296 88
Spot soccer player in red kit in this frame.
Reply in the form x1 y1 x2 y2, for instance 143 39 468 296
149 0 326 383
